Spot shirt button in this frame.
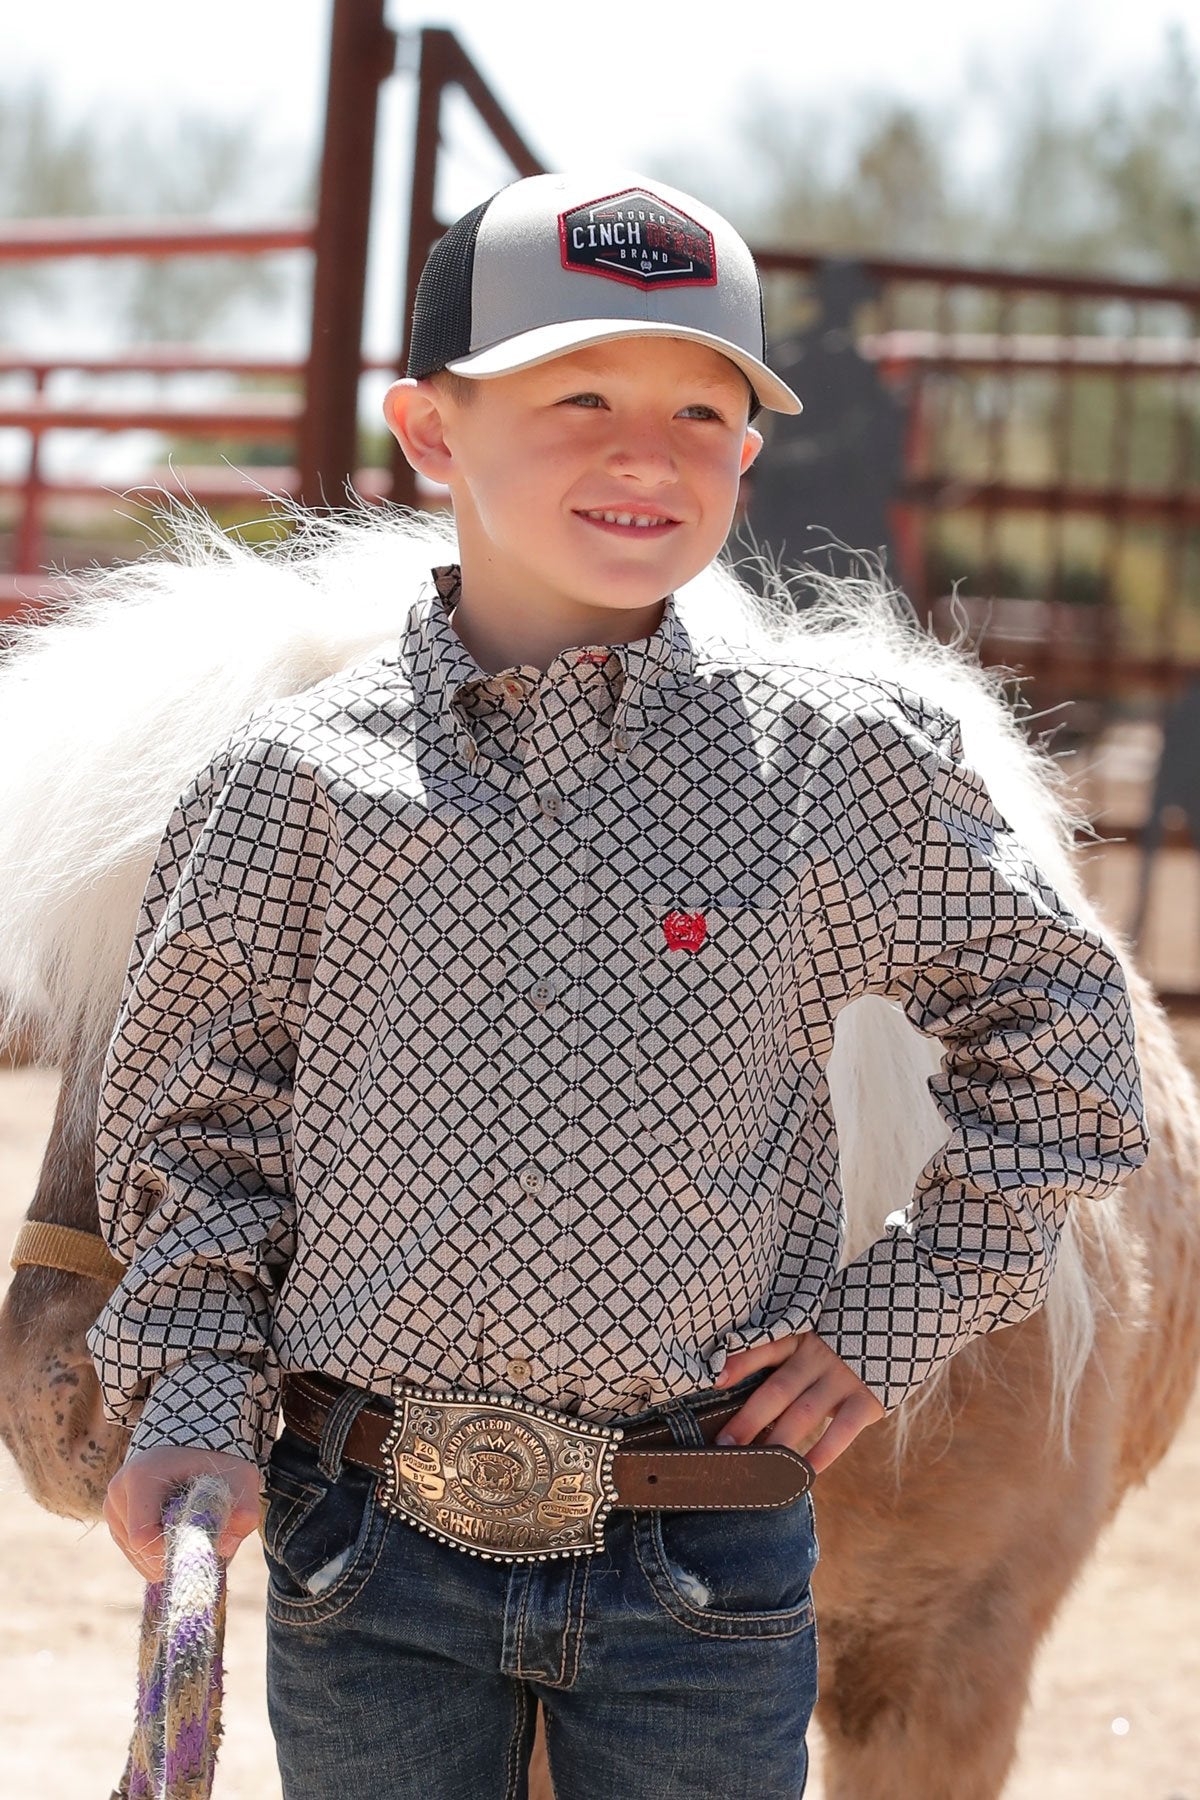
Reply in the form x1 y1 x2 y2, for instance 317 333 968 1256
530 976 555 1008
612 728 632 753
458 733 478 763
507 1357 532 1384
539 791 562 819
520 1168 544 1194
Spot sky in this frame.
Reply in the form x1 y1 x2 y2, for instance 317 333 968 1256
3 0 1196 481
8 2 1196 177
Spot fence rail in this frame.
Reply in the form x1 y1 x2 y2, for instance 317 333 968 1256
1 18 1198 1008
3 29 1200 726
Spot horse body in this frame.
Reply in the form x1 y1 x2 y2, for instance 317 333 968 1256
2 503 1198 1797
815 957 1200 1797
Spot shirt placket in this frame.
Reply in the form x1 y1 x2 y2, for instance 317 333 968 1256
468 665 606 1406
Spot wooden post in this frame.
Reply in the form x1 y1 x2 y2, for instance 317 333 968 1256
298 0 395 512
389 28 452 513
389 30 545 510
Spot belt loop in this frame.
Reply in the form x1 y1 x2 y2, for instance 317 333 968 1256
663 1397 707 1448
317 1383 371 1481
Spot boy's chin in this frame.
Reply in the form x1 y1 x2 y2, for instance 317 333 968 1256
564 563 702 612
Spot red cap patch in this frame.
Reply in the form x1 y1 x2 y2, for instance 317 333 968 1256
559 188 717 291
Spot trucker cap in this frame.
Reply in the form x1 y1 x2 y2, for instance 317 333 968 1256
405 170 803 418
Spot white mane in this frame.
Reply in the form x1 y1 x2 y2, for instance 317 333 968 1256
0 496 1124 1448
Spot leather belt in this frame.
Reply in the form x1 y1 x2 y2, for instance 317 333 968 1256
281 1371 813 1564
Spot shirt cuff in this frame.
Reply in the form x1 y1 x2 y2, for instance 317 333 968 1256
122 1350 278 1473
811 1230 1009 1412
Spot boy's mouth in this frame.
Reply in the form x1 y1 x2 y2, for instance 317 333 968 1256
576 508 680 535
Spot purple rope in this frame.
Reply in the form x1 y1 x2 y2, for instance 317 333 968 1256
113 1475 233 1800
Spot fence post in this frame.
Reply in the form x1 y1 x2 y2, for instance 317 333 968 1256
14 367 47 576
389 28 453 514
298 0 396 513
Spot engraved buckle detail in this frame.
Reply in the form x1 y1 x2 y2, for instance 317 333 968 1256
378 1381 624 1561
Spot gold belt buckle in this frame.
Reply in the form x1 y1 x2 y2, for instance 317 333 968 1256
378 1380 624 1562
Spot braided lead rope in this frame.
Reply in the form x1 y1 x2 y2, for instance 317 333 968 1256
112 1475 233 1800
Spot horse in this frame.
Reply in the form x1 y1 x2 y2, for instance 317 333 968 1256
2 498 1198 1799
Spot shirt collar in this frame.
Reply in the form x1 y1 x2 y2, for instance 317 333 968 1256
400 564 695 740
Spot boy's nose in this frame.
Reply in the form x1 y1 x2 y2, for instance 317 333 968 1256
606 426 677 483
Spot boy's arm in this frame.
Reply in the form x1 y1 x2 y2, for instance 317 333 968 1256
86 742 308 1474
807 713 1149 1413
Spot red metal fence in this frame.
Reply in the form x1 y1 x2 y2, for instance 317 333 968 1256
3 19 1199 723
2 15 1198 1004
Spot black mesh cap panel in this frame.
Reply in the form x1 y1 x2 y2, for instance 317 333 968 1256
405 196 494 379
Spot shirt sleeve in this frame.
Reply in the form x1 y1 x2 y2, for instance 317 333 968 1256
85 737 314 1472
810 712 1151 1411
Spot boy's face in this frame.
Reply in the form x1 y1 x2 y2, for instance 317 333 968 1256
386 337 763 625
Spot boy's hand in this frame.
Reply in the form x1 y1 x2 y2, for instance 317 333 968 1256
103 1444 263 1582
713 1331 885 1474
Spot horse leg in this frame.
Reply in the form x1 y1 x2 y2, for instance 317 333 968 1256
813 1313 1123 1800
0 1047 128 1518
816 1554 1058 1800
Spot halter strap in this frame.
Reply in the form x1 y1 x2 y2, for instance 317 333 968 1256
10 1219 125 1287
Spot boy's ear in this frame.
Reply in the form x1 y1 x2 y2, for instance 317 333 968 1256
740 425 765 475
383 377 454 483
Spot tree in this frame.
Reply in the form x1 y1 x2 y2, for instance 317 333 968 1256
0 78 312 340
656 25 1200 286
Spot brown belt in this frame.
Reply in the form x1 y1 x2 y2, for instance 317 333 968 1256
280 1371 813 1564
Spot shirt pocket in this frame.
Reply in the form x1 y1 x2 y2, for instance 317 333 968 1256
633 899 796 1163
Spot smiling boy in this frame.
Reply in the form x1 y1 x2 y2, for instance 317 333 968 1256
394 337 761 673
92 172 1148 1799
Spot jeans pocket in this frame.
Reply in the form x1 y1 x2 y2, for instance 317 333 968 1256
263 1428 387 1625
633 1491 818 1641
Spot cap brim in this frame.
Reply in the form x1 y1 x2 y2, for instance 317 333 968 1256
444 318 802 416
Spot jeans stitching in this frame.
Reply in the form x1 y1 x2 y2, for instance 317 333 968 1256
652 1507 815 1629
514 1565 535 1679
549 1558 576 1687
631 1514 815 1641
517 1556 576 1686
262 1485 319 1560
267 1486 389 1627
567 1552 591 1688
503 1679 528 1800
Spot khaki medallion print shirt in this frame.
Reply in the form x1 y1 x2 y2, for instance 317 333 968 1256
88 567 1150 1470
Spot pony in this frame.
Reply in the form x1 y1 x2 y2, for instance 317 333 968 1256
2 497 1197 1798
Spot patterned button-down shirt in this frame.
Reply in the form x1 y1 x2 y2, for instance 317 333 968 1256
88 567 1150 1471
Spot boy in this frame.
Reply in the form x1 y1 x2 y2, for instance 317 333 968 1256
91 172 1149 1799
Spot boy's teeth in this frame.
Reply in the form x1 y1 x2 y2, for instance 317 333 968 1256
586 510 668 527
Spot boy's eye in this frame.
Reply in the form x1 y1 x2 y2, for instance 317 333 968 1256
557 395 725 420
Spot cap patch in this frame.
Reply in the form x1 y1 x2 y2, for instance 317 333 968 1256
559 188 717 290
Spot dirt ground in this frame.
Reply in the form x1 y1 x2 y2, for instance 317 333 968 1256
2 732 1199 1799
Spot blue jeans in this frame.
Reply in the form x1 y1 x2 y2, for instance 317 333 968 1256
263 1372 819 1799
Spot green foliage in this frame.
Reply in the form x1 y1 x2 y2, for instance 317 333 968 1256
657 26 1200 281
0 80 313 340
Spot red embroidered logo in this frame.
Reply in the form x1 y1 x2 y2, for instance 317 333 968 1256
662 911 707 953
576 651 609 665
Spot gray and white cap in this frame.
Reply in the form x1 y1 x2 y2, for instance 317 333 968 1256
405 170 802 417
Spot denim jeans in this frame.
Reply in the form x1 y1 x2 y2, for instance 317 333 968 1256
262 1370 819 1800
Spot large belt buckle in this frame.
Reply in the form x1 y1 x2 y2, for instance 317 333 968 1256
378 1380 624 1562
